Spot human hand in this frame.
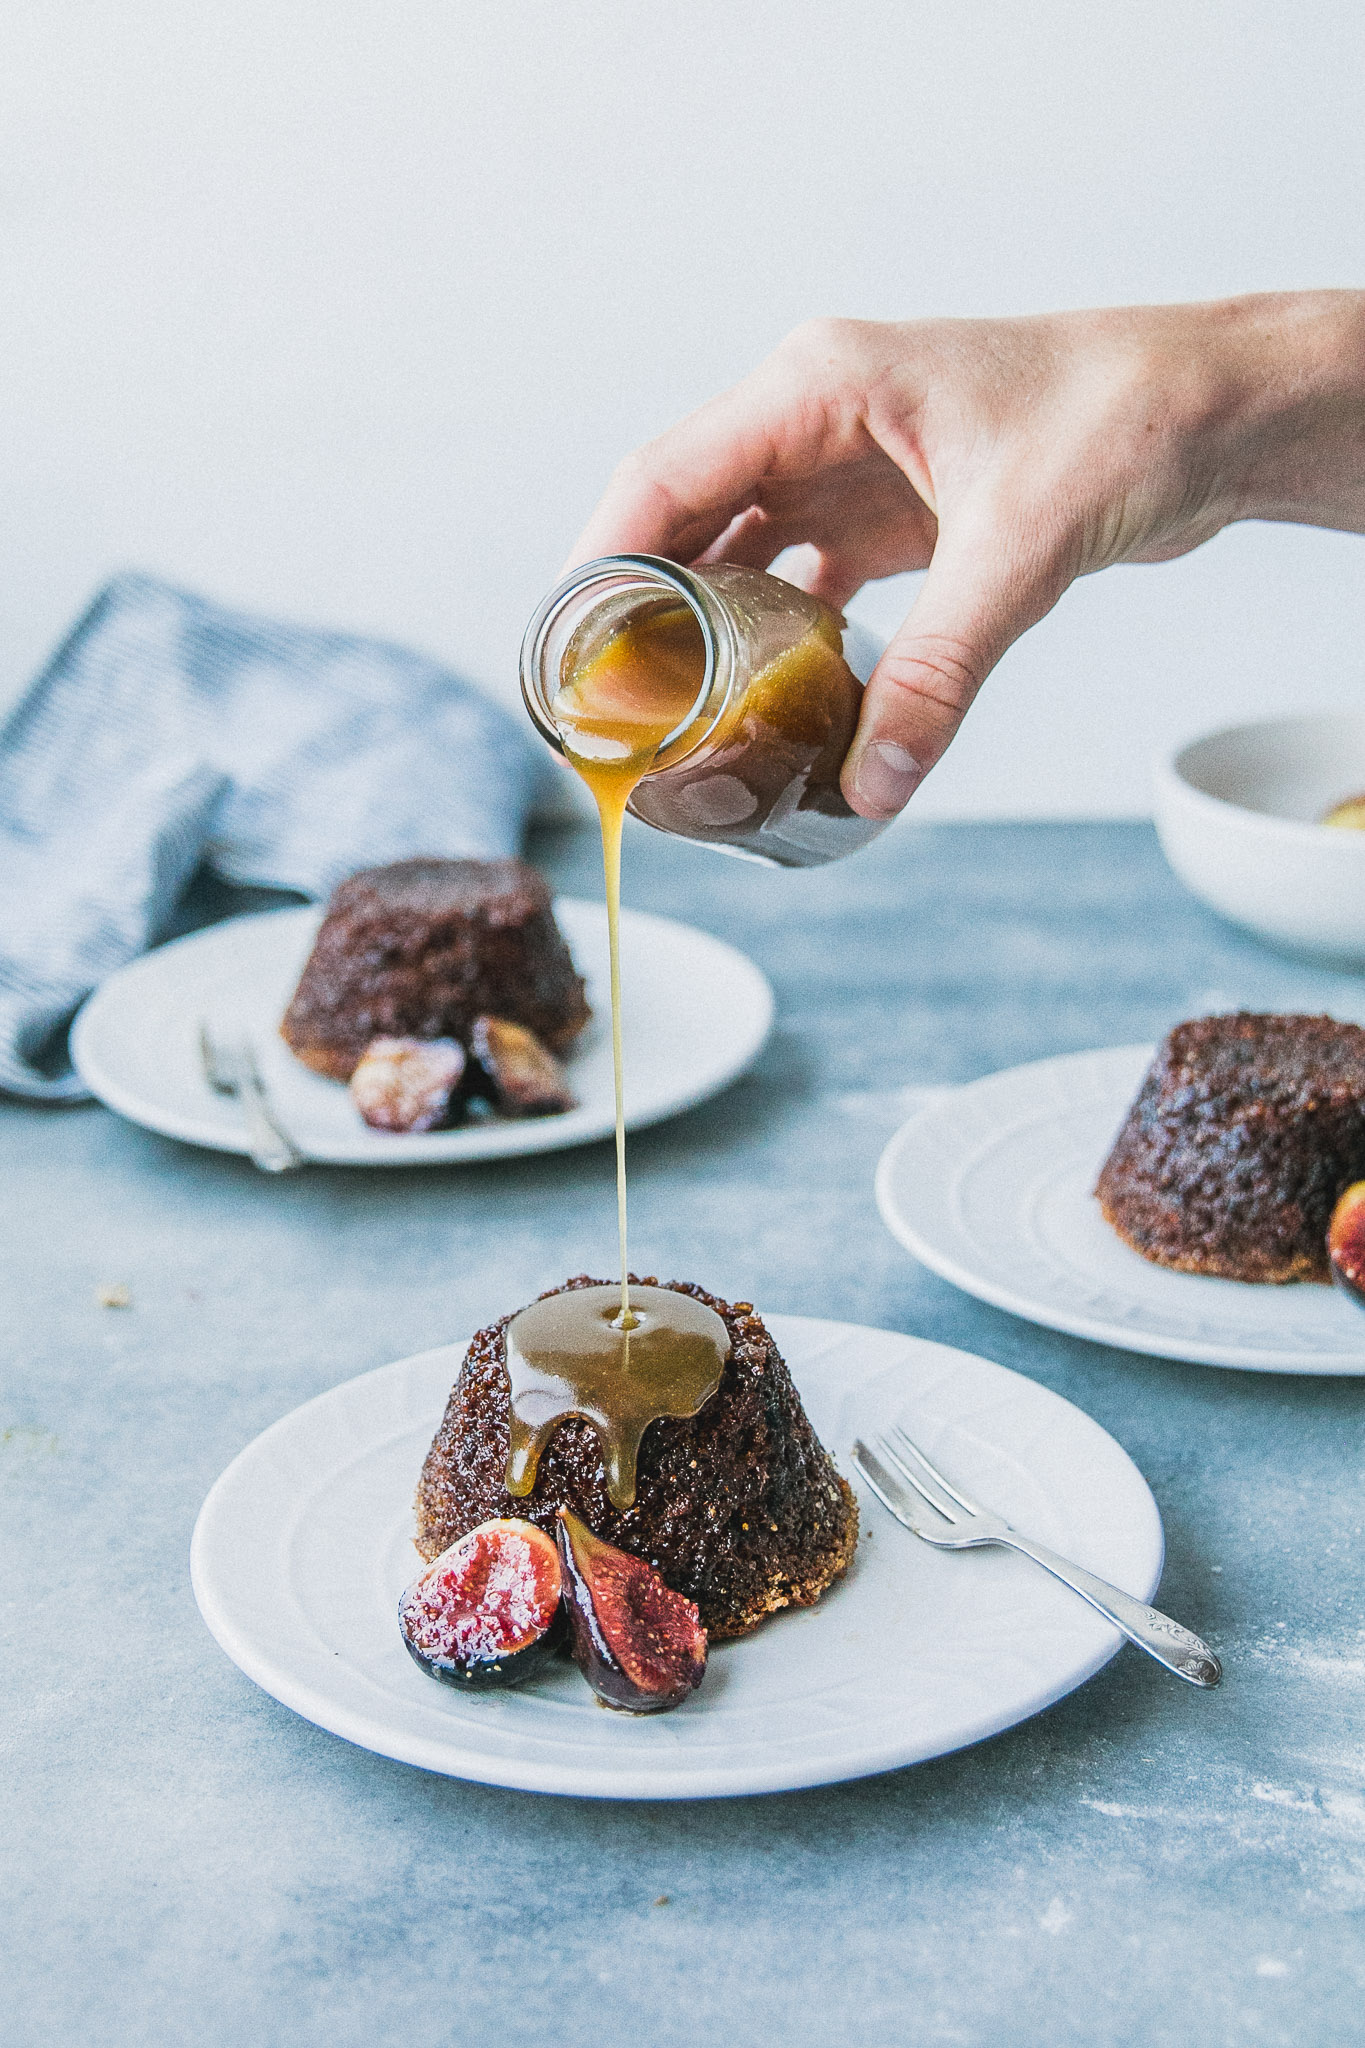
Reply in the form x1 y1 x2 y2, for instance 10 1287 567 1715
567 293 1365 817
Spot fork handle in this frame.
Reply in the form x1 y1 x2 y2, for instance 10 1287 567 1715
999 1534 1221 1688
236 1064 305 1174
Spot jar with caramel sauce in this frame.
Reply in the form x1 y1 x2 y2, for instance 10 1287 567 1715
520 556 888 868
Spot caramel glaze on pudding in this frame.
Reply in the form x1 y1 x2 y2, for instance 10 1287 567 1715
502 1283 731 1513
414 1277 858 1641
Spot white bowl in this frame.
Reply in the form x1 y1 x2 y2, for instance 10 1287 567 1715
1154 713 1365 965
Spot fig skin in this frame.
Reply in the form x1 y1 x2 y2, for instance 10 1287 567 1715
1328 1181 1365 1303
399 1517 565 1687
556 1508 707 1714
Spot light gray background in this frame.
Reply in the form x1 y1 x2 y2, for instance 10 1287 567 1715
2 1 1363 813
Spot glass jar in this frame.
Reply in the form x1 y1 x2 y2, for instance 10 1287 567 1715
520 555 888 868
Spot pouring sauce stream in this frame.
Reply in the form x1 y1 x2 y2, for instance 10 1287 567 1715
502 600 730 1511
548 601 707 1331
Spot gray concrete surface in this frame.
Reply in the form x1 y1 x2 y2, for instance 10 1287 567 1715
5 819 1365 2048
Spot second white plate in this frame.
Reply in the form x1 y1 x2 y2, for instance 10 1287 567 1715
876 1044 1365 1374
71 899 774 1166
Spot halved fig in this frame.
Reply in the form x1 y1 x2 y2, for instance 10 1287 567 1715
1328 1181 1365 1303
350 1036 466 1132
555 1508 706 1714
469 1016 577 1116
399 1517 564 1687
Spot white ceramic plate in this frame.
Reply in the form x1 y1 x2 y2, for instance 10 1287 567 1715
70 900 773 1166
876 1045 1365 1375
190 1314 1164 1799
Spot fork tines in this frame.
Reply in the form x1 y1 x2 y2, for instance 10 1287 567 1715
884 1426 984 1520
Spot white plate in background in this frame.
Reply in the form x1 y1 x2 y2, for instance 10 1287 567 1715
190 1314 1164 1800
71 899 773 1166
876 1044 1365 1374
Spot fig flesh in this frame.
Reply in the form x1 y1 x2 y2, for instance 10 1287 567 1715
350 1036 466 1132
1328 1181 1365 1303
555 1508 707 1713
399 1517 564 1687
468 1016 577 1116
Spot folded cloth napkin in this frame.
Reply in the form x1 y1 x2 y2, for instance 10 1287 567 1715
0 573 551 1100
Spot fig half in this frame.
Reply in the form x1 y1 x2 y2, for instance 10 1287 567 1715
350 1036 466 1132
1328 1181 1365 1303
399 1517 564 1687
468 1016 577 1116
555 1508 707 1714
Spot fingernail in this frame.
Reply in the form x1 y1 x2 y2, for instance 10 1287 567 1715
852 741 923 817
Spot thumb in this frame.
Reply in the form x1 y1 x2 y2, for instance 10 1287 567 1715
841 521 1066 819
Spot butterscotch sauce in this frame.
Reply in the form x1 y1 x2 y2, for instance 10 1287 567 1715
547 601 708 1332
504 1284 729 1510
626 606 870 859
500 604 731 1510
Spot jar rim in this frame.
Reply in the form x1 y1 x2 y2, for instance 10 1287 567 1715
519 554 733 766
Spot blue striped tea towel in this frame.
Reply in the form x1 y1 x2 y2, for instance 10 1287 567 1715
0 575 550 1100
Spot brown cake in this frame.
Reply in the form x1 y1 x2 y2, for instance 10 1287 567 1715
1095 1013 1365 1283
280 857 589 1080
413 1276 859 1640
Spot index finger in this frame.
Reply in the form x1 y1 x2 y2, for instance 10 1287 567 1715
563 379 790 572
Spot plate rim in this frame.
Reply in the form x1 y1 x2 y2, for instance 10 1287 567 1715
71 897 774 1167
875 1042 1365 1376
189 1312 1164 1800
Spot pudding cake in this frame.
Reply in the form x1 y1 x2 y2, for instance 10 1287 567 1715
281 857 589 1082
414 1276 858 1640
1096 1012 1365 1283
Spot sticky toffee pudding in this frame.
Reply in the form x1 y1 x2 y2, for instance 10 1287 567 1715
414 1277 858 1642
1097 1012 1365 1283
281 856 588 1081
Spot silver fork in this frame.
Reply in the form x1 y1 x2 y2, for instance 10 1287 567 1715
851 1426 1221 1689
198 1022 306 1174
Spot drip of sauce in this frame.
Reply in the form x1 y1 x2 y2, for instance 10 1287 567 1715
501 602 731 1510
503 1284 729 1510
547 601 707 1332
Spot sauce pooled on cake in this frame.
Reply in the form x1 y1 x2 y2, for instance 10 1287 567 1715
504 1283 728 1510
